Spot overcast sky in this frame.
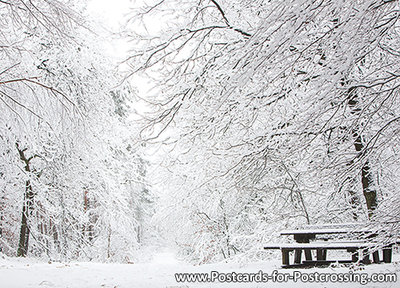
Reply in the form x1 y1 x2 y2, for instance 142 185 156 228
85 0 134 62
87 0 132 30
86 0 159 119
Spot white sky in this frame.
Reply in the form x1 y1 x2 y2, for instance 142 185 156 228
87 0 132 30
86 0 159 121
86 0 133 60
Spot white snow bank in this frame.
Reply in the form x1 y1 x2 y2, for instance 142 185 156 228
0 252 399 288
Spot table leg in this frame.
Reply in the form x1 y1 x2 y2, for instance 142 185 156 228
383 247 392 263
349 248 358 262
305 249 312 261
282 249 290 266
316 249 325 260
293 234 313 264
294 249 302 264
372 251 379 263
362 249 371 264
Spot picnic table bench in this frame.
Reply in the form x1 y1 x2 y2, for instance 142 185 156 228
264 223 397 267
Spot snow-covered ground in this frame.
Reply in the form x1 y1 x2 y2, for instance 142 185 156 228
1 250 399 288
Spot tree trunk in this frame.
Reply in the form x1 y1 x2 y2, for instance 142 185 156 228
348 93 377 219
0 193 3 253
347 177 360 220
16 143 35 257
83 190 94 242
17 182 33 257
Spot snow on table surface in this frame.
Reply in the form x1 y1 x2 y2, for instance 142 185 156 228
278 242 379 249
0 250 399 288
280 228 372 235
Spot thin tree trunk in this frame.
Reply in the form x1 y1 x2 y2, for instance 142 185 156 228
51 219 60 253
348 92 377 219
107 225 111 259
0 192 4 252
83 190 94 242
16 143 35 257
347 178 360 220
17 185 33 257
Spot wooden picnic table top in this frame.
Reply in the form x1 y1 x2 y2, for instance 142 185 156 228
278 242 376 249
280 223 374 236
304 222 369 229
280 228 372 235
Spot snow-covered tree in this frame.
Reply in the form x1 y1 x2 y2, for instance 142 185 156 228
0 0 152 262
127 0 400 262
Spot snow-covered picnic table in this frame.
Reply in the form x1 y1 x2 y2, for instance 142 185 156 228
265 223 397 267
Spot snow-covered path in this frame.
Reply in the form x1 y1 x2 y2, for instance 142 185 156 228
1 251 399 288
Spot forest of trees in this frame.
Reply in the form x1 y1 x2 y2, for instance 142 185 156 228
1 0 400 266
127 0 400 264
0 0 153 262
